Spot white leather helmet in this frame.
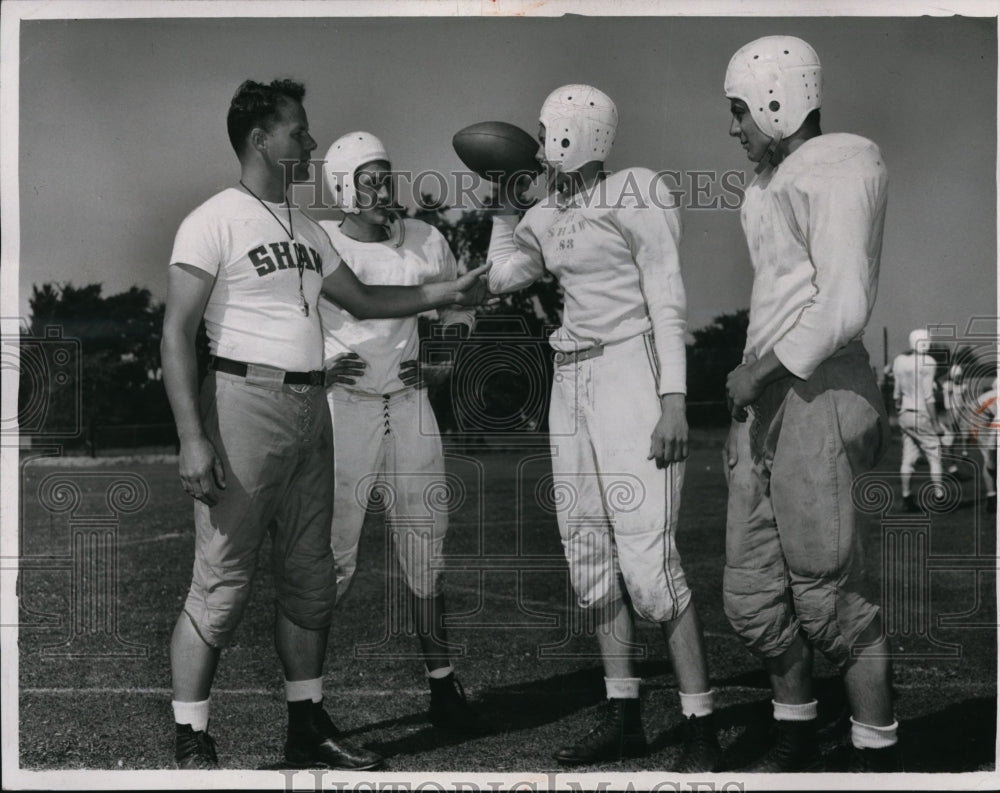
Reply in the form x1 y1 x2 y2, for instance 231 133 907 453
910 328 931 353
539 84 618 173
323 131 390 213
724 36 822 142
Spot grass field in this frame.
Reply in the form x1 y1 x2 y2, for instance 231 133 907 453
14 426 998 776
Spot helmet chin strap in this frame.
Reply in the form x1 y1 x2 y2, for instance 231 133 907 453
383 211 405 249
341 207 404 247
755 134 783 174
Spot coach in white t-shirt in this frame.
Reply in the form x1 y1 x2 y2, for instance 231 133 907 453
161 79 487 771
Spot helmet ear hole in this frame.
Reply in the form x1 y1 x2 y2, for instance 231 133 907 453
769 100 781 112
540 83 618 171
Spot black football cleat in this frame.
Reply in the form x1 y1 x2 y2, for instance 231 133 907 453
554 698 648 766
284 699 384 771
848 743 903 772
743 718 821 772
174 723 219 770
676 713 722 773
428 673 485 733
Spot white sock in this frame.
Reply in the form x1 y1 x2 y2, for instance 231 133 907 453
772 699 818 722
426 665 454 680
679 689 715 718
172 699 210 732
604 677 641 699
284 677 322 703
851 717 898 749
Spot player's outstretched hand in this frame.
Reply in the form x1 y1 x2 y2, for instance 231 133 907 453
326 353 366 386
453 263 492 306
178 435 226 506
648 393 688 468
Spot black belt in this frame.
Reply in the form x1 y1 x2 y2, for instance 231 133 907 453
210 356 326 386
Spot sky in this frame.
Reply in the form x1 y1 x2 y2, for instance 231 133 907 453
5 2 999 366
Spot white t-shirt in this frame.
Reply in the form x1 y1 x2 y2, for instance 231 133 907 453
487 167 687 396
740 134 889 380
170 188 341 372
318 218 474 394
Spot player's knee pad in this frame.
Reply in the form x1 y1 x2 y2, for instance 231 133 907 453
793 582 879 667
182 579 255 649
563 532 618 610
275 568 338 632
620 557 691 623
795 603 849 665
630 582 692 624
723 563 799 657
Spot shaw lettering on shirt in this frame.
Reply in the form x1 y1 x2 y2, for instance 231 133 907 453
248 242 324 277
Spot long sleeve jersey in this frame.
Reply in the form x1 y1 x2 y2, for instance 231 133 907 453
740 133 889 379
486 167 687 395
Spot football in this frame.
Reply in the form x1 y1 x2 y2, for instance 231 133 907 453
452 121 542 181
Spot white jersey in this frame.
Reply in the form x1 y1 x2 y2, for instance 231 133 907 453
892 350 937 414
740 134 888 380
487 167 686 395
318 218 474 394
169 188 341 372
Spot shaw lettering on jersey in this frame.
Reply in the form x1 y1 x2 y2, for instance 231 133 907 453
248 241 323 277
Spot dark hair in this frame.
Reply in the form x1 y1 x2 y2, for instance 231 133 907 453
227 79 306 156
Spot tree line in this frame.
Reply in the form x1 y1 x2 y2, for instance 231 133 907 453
19 208 749 447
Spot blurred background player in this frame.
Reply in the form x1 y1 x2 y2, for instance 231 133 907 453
487 84 720 772
318 132 480 731
892 329 945 512
969 376 998 513
940 353 972 475
723 37 900 771
162 79 488 770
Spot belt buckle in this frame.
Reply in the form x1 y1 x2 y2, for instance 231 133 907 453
244 363 285 389
309 371 324 387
